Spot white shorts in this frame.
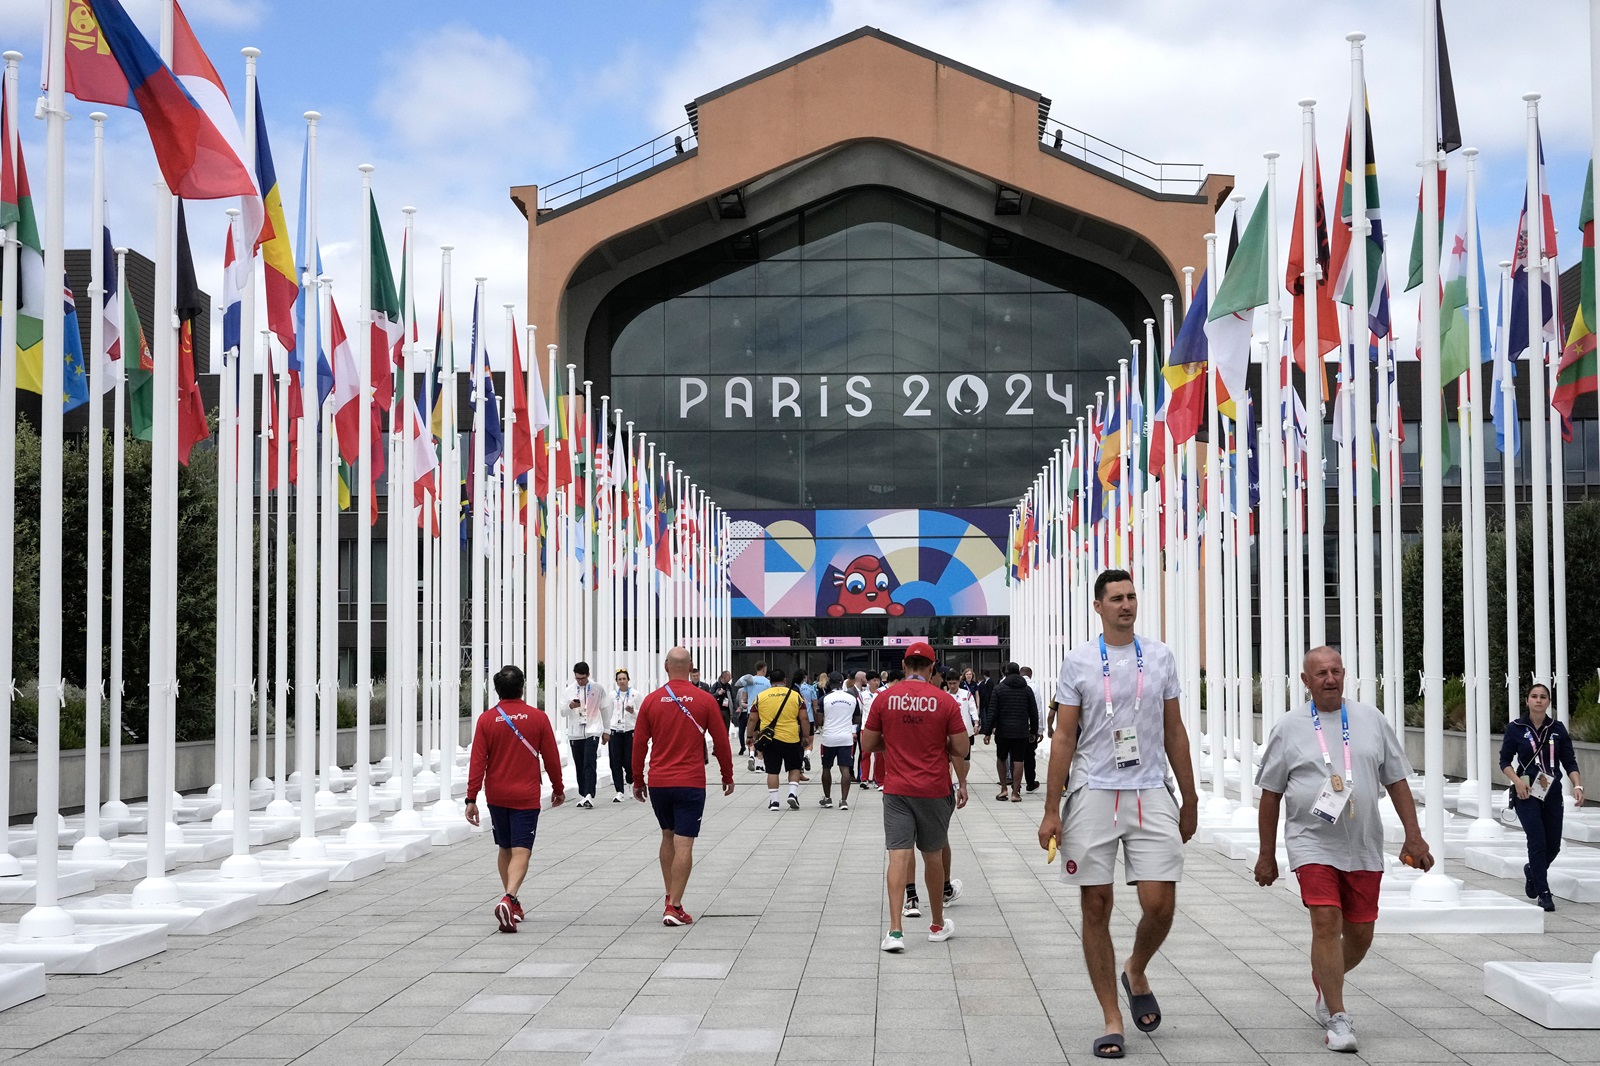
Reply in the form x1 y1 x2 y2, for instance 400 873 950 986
1057 786 1184 886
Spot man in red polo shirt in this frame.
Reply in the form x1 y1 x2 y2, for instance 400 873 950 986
861 641 970 952
465 665 565 933
633 646 735 927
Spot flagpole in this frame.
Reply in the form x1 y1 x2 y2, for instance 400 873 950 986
1550 319 1569 721
524 324 539 688
1300 100 1327 652
288 110 325 860
1377 329 1400 734
1463 147 1502 837
1498 257 1522 771
1336 305 1357 695
543 342 558 714
1346 35 1379 705
105 244 131 822
1413 2 1452 897
267 339 292 816
1203 232 1229 816
317 279 337 807
430 253 461 817
0 51 20 878
503 304 518 670
254 331 272 794
214 224 237 818
1261 149 1285 743
389 205 418 834
76 111 112 860
1523 93 1552 689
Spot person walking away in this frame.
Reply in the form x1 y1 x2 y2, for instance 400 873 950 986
862 641 968 951
606 670 639 803
818 677 861 809
859 674 883 789
747 668 810 810
736 663 772 772
633 647 735 926
1037 569 1198 1060
712 670 737 755
797 672 819 775
983 662 1041 802
561 662 613 808
1500 682 1583 913
465 666 565 933
1255 646 1433 1054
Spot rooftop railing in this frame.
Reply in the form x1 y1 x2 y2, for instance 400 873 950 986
538 122 698 211
1038 117 1204 196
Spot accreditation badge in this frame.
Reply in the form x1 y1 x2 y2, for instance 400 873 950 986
1113 727 1141 770
1312 779 1352 824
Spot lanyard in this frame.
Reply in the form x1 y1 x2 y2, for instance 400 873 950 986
1529 721 1556 774
663 684 707 735
496 707 541 762
1098 635 1143 718
1310 701 1352 784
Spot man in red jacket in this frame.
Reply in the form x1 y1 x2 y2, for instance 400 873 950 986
465 666 565 933
633 646 735 927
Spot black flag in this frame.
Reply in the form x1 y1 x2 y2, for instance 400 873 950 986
1435 0 1462 153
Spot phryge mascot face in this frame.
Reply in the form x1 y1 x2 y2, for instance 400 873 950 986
828 555 905 617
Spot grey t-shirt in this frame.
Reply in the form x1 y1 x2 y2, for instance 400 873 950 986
1054 635 1181 791
1256 699 1412 873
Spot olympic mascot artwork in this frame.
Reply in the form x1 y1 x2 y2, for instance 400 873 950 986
826 555 906 617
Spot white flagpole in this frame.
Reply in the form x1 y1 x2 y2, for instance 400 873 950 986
1347 35 1379 706
385 204 417 836
1300 101 1327 652
1337 305 1357 693
1261 153 1285 742
0 51 20 877
1203 233 1230 815
1524 94 1552 687
105 244 131 822
1464 147 1502 837
254 331 271 794
524 324 539 684
1143 318 1161 639
288 110 325 860
130 0 181 907
1550 329 1570 722
431 255 461 815
1377 333 1399 733
266 339 292 816
77 111 111 859
583 381 596 668
213 220 237 815
543 343 558 713
470 277 489 732
317 279 337 807
1414 4 1451 892
503 306 518 670
351 164 378 840
1498 257 1521 744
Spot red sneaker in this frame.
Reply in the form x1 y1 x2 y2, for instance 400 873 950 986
510 898 525 924
663 904 693 927
494 896 517 934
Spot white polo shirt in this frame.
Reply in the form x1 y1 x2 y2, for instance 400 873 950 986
1054 635 1180 792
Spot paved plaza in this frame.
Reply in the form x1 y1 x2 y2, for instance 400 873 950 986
3 763 1598 1065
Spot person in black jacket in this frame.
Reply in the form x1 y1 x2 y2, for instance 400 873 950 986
982 662 1041 801
1499 683 1585 912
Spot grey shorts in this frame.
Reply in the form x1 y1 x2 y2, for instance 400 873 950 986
1058 786 1184 886
882 791 956 852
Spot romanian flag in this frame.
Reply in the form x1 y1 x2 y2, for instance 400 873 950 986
253 84 296 351
175 202 210 465
64 0 260 221
1162 277 1209 446
1555 160 1598 432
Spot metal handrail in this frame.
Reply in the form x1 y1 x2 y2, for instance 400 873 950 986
1038 118 1204 196
539 123 698 210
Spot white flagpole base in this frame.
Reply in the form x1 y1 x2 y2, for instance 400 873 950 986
0 963 45 1010
1485 955 1600 1028
69 835 113 861
0 923 165 973
286 836 327 861
65 893 256 936
99 800 131 820
345 821 381 847
218 854 264 880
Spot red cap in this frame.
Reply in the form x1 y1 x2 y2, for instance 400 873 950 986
903 640 936 664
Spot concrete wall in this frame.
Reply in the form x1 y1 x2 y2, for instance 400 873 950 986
8 718 473 819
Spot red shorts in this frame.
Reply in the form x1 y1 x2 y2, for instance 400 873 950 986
1294 864 1383 924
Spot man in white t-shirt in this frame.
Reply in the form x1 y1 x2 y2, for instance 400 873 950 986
817 681 862 810
1036 569 1198 1061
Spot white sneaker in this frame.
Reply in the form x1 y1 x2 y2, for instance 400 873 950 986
1313 976 1330 1027
1324 1012 1357 1053
880 930 906 953
748 757 756 772
612 794 624 804
902 898 922 919
928 917 954 942
943 879 963 905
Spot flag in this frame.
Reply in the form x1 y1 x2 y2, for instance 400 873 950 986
2 76 46 399
60 276 91 412
1434 0 1462 155
175 202 210 464
221 218 242 388
428 292 447 440
289 125 330 405
97 221 123 392
253 83 296 352
1147 362 1169 480
1208 183 1269 407
407 395 439 515
1438 199 1472 384
1555 160 1598 430
124 267 154 441
330 296 361 465
1162 278 1209 445
1492 270 1521 458
1097 396 1123 491
1286 155 1342 371
368 192 401 411
509 320 536 481
1331 98 1391 339
1508 129 1558 361
1405 171 1448 293
64 0 261 223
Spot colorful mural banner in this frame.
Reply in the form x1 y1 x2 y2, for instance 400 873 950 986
725 509 1010 619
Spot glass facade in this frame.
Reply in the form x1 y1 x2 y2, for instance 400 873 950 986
591 187 1157 510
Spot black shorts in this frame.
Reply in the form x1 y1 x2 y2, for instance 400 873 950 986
995 737 1034 763
762 740 804 775
487 804 540 849
821 744 854 770
649 786 707 838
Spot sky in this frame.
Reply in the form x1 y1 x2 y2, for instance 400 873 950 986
0 0 1594 378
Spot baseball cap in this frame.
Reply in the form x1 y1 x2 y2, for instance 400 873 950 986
903 640 936 664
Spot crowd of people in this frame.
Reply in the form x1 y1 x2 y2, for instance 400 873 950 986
458 565 1570 1059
